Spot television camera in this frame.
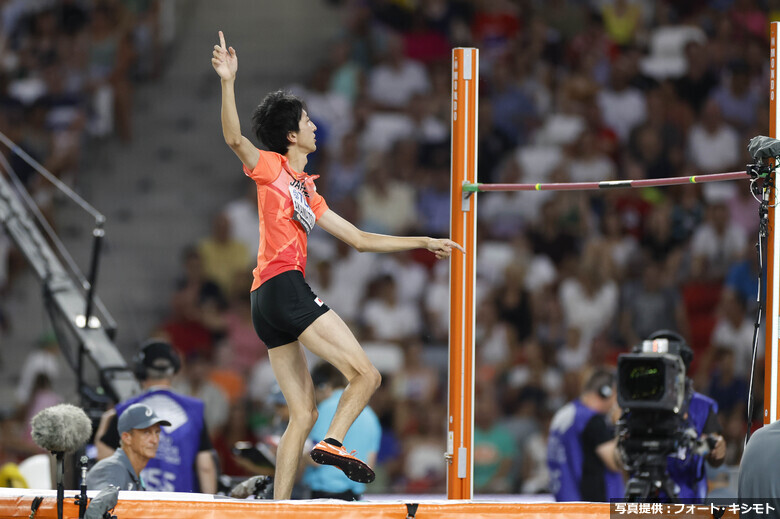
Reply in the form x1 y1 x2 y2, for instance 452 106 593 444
616 334 717 502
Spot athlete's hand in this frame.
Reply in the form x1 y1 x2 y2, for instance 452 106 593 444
427 238 465 259
212 30 237 80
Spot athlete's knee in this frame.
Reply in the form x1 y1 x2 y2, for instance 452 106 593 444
346 363 381 391
289 405 318 431
366 365 382 391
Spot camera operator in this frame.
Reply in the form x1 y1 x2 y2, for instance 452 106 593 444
624 330 726 502
547 368 625 502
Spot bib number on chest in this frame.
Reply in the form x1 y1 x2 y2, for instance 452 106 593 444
289 184 316 234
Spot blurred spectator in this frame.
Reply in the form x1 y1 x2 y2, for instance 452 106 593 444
86 2 135 141
527 199 579 267
642 202 685 270
212 399 256 478
600 207 637 280
597 55 647 142
123 0 162 79
356 155 418 234
310 239 376 327
725 180 760 239
215 272 267 378
670 183 705 245
401 404 446 493
157 287 215 357
173 350 229 438
674 41 719 115
493 262 533 343
707 348 749 420
367 32 430 111
473 388 516 493
14 332 62 408
470 0 519 68
687 98 740 175
474 300 516 367
619 258 687 347
600 0 643 47
222 182 260 265
423 260 450 344
375 254 428 313
327 38 363 103
361 274 421 343
197 212 250 297
489 57 537 147
711 61 760 133
391 342 440 406
690 201 747 280
157 246 223 356
505 339 564 413
630 123 673 180
519 409 552 494
566 129 616 183
724 256 761 315
558 242 618 348
322 130 366 206
710 289 757 380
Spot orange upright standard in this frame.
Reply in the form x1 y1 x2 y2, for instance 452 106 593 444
447 47 479 500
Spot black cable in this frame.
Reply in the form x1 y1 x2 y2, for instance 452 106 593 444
745 160 773 446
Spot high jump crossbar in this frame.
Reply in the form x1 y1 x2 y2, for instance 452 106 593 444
463 171 750 193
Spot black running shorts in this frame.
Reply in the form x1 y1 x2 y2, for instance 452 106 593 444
250 270 330 348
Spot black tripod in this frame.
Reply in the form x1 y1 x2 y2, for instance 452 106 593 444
624 453 680 502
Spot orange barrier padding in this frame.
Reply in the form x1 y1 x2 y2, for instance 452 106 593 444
415 502 609 518
0 493 741 519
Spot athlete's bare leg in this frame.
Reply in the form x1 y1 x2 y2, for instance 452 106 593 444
298 310 381 443
267 342 318 500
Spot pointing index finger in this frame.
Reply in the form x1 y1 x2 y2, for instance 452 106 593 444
219 30 226 50
451 241 466 253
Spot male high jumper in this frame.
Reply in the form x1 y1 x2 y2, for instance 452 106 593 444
212 31 463 500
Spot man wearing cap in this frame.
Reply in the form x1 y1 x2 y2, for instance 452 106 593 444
93 339 218 493
87 404 171 491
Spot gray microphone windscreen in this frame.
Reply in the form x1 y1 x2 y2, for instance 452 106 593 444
31 404 93 453
748 135 780 160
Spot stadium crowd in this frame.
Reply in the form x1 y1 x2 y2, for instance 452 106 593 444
0 0 774 498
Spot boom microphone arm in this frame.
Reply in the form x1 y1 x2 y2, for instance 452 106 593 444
0 148 138 405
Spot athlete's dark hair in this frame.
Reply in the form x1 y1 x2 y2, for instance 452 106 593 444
251 90 304 155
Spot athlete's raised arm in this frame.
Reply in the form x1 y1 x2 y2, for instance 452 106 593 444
317 209 464 259
212 30 258 169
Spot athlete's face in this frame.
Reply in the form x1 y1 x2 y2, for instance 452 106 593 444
295 110 317 153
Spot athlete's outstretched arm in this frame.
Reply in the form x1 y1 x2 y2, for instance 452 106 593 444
317 209 464 259
212 30 258 169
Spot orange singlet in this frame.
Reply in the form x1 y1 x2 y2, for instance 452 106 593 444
243 149 329 291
